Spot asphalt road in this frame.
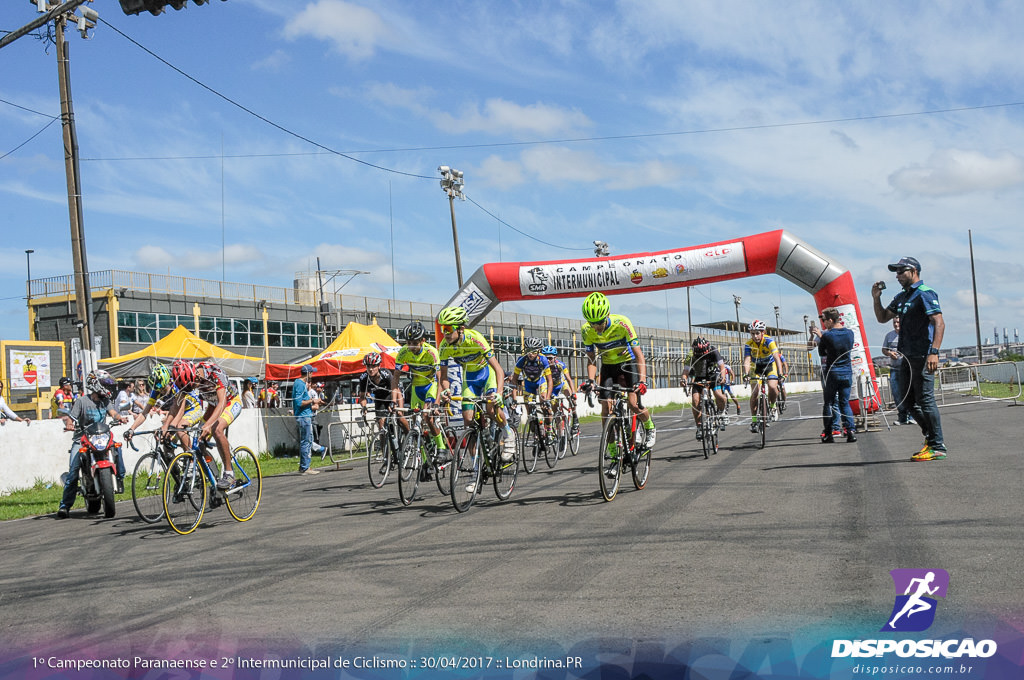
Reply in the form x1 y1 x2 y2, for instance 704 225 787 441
1 395 1021 672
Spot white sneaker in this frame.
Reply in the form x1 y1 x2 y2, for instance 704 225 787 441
501 450 514 463
465 483 476 494
643 427 656 448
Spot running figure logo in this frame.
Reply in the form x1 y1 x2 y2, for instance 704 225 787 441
881 568 949 632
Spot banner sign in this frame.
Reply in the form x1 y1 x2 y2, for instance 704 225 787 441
9 350 51 389
517 241 747 297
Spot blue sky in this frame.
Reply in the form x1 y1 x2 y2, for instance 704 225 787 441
2 0 1023 353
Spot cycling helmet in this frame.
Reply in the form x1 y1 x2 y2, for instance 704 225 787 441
437 306 468 327
404 320 426 343
691 336 710 352
581 291 610 323
363 352 382 368
148 363 171 390
524 337 543 353
171 359 196 389
59 376 72 388
542 345 557 356
751 319 767 332
86 369 116 399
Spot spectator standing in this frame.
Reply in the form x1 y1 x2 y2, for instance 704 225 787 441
113 380 135 418
881 318 914 425
52 377 75 427
242 379 257 409
816 307 857 443
292 365 321 475
1 379 31 426
810 318 842 439
131 379 147 415
872 256 947 461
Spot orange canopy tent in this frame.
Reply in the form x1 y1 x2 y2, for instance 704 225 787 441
265 322 400 380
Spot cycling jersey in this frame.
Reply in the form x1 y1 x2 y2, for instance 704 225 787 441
358 368 394 401
395 344 440 387
439 329 494 373
686 348 725 382
194 362 238 402
582 314 640 365
513 354 551 383
744 336 781 376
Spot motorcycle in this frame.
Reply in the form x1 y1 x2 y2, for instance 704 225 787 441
61 416 123 518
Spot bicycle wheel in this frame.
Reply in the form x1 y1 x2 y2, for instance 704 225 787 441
397 438 422 506
553 411 569 461
366 433 392 488
433 426 457 496
225 446 262 522
704 400 719 456
398 431 419 482
163 452 206 535
492 426 519 501
598 418 624 501
544 415 560 469
521 418 541 474
568 411 581 455
758 395 768 450
631 439 652 490
131 451 167 524
450 431 481 513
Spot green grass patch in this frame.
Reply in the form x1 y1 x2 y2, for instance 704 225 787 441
0 448 358 522
961 382 1022 399
578 401 686 424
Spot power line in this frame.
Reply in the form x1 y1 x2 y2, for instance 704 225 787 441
1 118 59 160
0 97 58 119
98 18 435 181
465 195 591 252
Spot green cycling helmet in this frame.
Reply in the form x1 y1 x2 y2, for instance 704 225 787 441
148 363 171 390
437 306 468 327
581 291 610 323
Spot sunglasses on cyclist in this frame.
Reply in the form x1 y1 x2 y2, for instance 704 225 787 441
441 325 461 334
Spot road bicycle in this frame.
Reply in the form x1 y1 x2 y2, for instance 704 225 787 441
365 410 404 488
555 393 581 456
748 373 773 450
161 428 262 535
450 396 520 513
396 406 456 506
126 429 176 524
687 379 721 459
593 386 652 502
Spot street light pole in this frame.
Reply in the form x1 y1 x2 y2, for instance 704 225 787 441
25 250 34 303
773 305 780 339
733 295 742 342
438 166 465 287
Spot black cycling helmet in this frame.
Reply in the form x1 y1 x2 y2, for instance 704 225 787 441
692 336 710 352
524 337 543 352
404 320 426 343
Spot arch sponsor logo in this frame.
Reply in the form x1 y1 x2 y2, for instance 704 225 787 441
831 568 998 660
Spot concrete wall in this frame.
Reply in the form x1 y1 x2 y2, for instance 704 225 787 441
1 382 822 495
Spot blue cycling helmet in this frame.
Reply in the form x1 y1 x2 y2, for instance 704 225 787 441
542 345 557 356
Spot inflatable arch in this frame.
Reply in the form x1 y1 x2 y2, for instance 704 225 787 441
441 229 880 410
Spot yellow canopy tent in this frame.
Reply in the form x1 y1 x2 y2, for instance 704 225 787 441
265 322 400 380
98 325 265 378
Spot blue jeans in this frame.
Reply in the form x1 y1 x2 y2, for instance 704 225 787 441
59 444 125 510
822 372 856 434
900 357 944 448
889 362 910 422
296 415 313 471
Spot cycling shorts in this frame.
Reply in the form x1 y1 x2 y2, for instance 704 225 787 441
204 395 242 427
551 381 569 398
522 377 547 397
461 366 499 411
410 382 438 409
180 400 204 427
597 360 644 408
753 361 780 380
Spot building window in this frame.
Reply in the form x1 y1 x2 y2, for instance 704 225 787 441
115 312 318 348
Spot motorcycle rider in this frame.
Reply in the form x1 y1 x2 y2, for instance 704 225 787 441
56 370 128 519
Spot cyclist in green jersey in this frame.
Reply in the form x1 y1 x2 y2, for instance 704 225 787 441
392 320 447 453
580 291 656 449
437 307 508 434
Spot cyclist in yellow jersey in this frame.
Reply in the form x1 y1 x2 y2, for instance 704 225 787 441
741 319 784 433
437 307 508 434
391 321 447 453
579 292 656 451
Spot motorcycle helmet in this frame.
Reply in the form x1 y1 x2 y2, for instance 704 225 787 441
582 292 610 323
86 370 116 399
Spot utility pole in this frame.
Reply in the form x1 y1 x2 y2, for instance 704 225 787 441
55 11 95 351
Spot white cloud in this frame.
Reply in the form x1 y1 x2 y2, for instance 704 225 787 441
134 244 264 272
889 149 1024 197
283 0 391 60
476 147 685 190
436 99 592 137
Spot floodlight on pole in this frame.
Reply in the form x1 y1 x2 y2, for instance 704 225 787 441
439 165 465 287
733 295 742 343
593 240 610 257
